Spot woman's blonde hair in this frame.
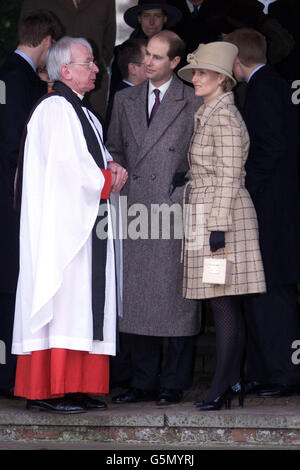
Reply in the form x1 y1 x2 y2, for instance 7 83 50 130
220 75 234 92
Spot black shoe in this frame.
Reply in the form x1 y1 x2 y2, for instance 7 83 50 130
69 393 107 410
231 381 244 408
26 397 86 414
257 384 296 397
195 387 233 411
244 380 265 395
156 389 183 406
111 387 156 404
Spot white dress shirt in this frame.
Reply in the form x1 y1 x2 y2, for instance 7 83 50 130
186 0 201 14
248 64 266 83
148 76 173 117
256 0 278 14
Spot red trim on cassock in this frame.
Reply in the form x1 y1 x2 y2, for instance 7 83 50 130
14 349 109 400
100 169 112 199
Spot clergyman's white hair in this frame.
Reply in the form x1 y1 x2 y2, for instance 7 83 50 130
46 36 93 81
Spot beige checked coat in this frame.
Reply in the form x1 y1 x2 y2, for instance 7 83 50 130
183 92 266 299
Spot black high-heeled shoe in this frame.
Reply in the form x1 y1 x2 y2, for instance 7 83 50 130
195 387 233 411
231 381 244 408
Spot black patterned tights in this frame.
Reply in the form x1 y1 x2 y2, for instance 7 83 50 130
205 295 245 402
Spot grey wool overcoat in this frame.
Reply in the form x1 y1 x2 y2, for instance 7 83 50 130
183 92 266 299
106 75 202 336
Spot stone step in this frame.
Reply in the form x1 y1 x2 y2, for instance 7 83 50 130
1 393 300 449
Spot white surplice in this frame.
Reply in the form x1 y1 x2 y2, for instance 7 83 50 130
12 95 117 356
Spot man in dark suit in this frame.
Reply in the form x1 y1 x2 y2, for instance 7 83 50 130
227 28 300 397
106 30 201 405
166 0 231 53
0 11 60 397
104 38 147 140
249 0 300 81
20 0 116 123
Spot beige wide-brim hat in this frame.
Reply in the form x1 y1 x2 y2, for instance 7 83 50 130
178 41 238 87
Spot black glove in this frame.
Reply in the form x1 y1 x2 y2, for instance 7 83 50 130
209 231 225 252
172 171 188 187
170 172 189 195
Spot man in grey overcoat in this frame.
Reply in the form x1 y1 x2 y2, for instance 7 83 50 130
106 30 202 405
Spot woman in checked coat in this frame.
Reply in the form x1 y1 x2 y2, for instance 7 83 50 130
178 41 266 411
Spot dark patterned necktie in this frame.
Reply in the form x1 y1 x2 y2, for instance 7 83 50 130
149 88 160 123
192 5 199 17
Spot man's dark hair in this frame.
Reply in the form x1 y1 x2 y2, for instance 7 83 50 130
117 38 147 79
151 30 186 60
18 10 62 47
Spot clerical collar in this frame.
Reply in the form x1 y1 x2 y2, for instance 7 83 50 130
14 49 36 72
72 89 84 100
256 0 277 14
248 64 265 83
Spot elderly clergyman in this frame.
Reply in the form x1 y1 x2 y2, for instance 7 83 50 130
11 36 128 414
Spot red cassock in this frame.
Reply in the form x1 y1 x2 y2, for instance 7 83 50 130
14 170 112 400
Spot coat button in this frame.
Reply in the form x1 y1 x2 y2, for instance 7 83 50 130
169 147 175 151
151 174 156 180
132 174 138 180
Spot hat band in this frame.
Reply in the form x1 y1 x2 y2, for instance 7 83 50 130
187 53 232 77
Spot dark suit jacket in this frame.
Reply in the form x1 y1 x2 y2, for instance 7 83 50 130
242 64 300 286
265 0 300 83
267 0 300 34
0 52 47 292
167 0 233 53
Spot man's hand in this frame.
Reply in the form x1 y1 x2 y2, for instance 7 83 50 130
107 161 128 193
